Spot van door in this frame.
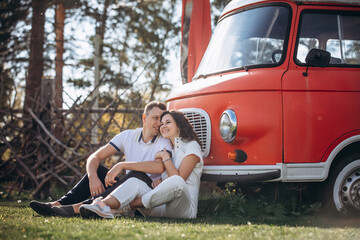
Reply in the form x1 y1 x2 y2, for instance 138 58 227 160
282 6 360 163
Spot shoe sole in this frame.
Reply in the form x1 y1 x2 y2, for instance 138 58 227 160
79 206 114 219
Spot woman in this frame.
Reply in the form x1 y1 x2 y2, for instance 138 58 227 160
79 110 203 219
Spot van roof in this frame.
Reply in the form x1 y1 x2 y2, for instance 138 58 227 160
222 0 360 20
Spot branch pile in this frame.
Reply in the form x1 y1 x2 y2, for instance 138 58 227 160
0 96 142 199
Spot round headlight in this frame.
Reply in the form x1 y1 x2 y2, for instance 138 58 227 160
219 110 237 142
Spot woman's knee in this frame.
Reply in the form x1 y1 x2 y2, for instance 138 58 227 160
167 175 185 185
110 177 151 206
123 177 145 187
165 175 185 197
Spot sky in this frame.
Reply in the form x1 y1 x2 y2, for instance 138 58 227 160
40 0 224 108
57 2 183 107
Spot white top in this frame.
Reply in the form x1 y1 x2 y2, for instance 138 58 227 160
109 128 172 180
161 138 204 217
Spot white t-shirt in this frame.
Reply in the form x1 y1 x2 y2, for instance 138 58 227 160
109 128 172 180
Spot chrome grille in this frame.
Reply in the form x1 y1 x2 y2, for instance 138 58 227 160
180 108 211 158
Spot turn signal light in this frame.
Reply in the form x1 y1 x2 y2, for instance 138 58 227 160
228 151 237 161
227 150 247 163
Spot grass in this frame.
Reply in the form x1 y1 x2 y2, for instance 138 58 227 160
1 200 360 240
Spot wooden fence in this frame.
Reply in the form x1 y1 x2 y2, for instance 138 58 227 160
0 96 143 199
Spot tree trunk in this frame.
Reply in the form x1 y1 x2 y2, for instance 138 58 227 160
54 0 65 109
99 0 110 57
24 0 46 111
22 0 47 197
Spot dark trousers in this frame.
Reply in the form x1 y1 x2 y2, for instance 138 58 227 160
57 165 153 205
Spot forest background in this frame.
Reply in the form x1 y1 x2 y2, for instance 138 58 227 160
0 0 230 199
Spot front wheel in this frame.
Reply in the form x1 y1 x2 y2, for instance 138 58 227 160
327 156 360 215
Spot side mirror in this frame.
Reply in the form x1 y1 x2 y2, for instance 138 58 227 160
303 49 331 76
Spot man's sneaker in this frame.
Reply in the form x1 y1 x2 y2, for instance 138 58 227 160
79 204 114 219
51 205 77 217
30 201 54 216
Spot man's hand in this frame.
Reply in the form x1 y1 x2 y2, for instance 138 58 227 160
86 144 117 196
105 163 124 187
151 179 162 188
89 175 105 197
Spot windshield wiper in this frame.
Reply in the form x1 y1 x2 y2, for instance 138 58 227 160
193 74 206 81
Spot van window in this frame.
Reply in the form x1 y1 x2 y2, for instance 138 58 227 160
326 39 360 64
295 11 360 66
297 38 319 63
195 5 290 78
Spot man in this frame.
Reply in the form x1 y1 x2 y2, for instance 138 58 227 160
30 101 172 217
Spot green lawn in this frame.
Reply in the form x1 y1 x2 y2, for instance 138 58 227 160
1 201 359 240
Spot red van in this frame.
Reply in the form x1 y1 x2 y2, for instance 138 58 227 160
167 0 360 214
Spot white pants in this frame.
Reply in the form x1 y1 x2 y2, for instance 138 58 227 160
110 175 194 218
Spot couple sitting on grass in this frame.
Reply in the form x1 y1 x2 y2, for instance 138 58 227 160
30 101 203 219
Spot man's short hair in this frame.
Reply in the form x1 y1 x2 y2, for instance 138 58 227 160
143 101 166 116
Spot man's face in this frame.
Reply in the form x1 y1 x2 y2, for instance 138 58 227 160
143 107 165 137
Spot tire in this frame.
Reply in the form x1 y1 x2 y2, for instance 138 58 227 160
326 155 360 215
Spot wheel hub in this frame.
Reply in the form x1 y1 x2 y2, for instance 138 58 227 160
340 170 360 210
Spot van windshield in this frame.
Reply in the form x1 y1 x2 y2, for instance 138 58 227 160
195 5 290 79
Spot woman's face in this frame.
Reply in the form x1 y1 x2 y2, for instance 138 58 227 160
160 114 180 140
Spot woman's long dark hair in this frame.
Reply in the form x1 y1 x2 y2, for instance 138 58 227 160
160 110 201 147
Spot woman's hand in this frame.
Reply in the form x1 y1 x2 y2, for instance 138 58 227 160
155 149 171 161
105 163 124 187
151 179 162 188
89 175 105 197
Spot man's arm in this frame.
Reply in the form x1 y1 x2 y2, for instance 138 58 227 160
86 144 117 196
119 160 165 174
105 158 165 187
